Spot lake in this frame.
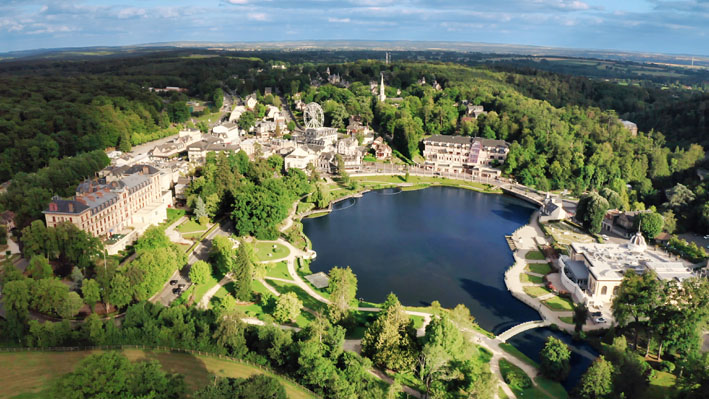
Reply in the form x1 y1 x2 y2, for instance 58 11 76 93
302 186 596 389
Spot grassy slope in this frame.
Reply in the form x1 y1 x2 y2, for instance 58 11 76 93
0 350 314 399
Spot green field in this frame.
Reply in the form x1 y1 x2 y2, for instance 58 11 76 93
0 350 314 399
265 261 292 280
525 250 547 260
646 370 678 399
523 286 553 298
268 280 327 314
254 242 290 262
177 219 208 233
521 273 545 284
526 263 553 275
499 343 540 368
543 296 575 311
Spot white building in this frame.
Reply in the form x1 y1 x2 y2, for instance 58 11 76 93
284 147 317 171
212 122 241 144
229 105 247 122
559 233 694 306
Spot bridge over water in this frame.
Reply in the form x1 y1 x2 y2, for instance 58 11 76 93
496 319 552 342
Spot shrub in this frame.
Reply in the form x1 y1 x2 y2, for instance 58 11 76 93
660 360 675 373
503 367 531 389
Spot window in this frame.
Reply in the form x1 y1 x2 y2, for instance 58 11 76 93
613 286 619 295
601 286 608 295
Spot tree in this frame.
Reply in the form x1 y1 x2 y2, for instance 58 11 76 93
213 88 224 109
0 225 6 245
238 111 256 131
57 291 83 319
233 240 254 301
362 293 417 371
81 278 101 312
193 375 286 399
109 273 133 309
210 236 236 276
575 192 609 234
573 303 589 333
576 356 614 399
635 212 664 239
70 266 84 288
52 352 185 399
133 226 172 252
27 255 53 279
274 292 302 323
189 260 211 286
1 279 31 339
214 310 248 357
194 196 208 222
599 187 623 210
327 266 357 324
612 270 662 349
662 210 677 234
665 183 695 209
311 183 330 209
540 336 571 381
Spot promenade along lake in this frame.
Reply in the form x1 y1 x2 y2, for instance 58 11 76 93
303 186 597 389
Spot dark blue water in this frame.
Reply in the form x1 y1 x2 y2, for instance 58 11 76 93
508 328 598 390
302 186 597 389
303 186 538 333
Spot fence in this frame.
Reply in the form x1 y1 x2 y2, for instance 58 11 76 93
0 345 320 398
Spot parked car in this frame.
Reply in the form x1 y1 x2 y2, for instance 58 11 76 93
703 235 709 239
601 234 609 240
172 288 181 295
593 317 607 324
591 312 602 318
169 280 178 286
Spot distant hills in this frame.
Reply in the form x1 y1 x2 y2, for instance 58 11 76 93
1 40 708 68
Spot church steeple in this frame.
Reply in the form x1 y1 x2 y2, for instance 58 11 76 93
379 72 386 102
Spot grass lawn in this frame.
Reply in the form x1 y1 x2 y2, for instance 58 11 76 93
526 263 553 275
162 208 186 228
177 219 208 233
251 279 272 297
253 242 290 262
182 232 205 240
525 250 547 260
176 243 191 253
543 296 575 311
410 315 425 329
346 311 379 339
265 261 292 280
268 280 327 314
180 274 219 305
523 285 553 298
296 201 315 215
521 273 545 284
534 376 569 399
498 387 509 399
499 343 540 369
646 370 678 399
0 350 315 399
559 316 574 324
499 358 543 399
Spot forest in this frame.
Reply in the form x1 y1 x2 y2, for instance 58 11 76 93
0 49 707 235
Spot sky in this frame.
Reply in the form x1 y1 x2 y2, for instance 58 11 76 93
0 0 707 55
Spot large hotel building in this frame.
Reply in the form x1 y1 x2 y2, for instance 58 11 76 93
422 135 509 176
43 165 172 253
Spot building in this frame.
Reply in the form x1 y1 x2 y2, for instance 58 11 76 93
620 120 638 136
466 104 487 119
229 106 247 122
284 147 317 171
0 210 15 231
44 165 173 253
602 210 647 238
336 137 359 157
540 194 568 222
187 137 240 163
379 72 386 102
371 138 392 160
245 95 258 109
301 127 339 147
422 135 509 174
558 233 694 306
212 122 241 143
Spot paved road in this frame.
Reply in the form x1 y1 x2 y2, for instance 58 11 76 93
151 219 234 306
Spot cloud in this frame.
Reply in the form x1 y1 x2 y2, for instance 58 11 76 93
117 8 146 19
247 12 269 21
328 17 351 23
226 0 249 4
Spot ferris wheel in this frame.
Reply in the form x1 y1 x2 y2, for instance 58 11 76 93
303 102 324 128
